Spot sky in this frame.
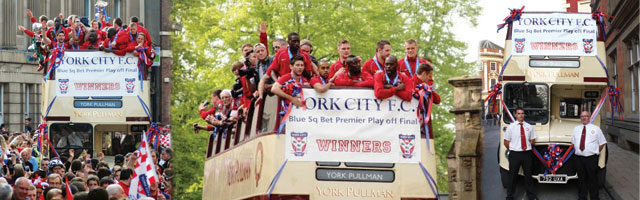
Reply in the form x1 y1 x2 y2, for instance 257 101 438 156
453 0 566 62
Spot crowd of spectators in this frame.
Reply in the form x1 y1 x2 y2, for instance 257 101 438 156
0 118 173 200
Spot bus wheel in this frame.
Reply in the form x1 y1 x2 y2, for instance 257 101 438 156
598 167 606 188
500 167 509 188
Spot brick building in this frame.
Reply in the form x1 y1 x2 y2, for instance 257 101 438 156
478 40 504 100
591 0 639 152
0 0 173 133
565 0 592 12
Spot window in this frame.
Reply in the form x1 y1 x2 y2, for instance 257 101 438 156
84 0 91 17
50 123 94 155
490 62 496 71
115 0 121 17
560 98 596 118
100 131 142 156
25 85 30 119
631 68 636 112
627 37 639 112
503 83 549 124
490 79 497 88
609 51 618 87
636 39 640 61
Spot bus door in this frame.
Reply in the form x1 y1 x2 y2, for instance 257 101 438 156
94 124 146 165
49 123 94 158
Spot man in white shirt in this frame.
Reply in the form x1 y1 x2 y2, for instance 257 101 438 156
503 107 537 200
572 111 606 200
56 129 83 148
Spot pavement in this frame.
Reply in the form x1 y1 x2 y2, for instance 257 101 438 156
603 140 639 200
480 121 639 200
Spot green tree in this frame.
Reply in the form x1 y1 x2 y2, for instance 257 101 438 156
171 0 479 199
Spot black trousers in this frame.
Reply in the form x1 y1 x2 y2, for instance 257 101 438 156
507 150 536 200
575 155 600 200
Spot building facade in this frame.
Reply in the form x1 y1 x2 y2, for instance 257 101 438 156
0 0 173 133
592 0 639 152
478 40 504 101
565 0 592 12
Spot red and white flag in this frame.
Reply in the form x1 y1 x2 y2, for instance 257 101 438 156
128 131 159 200
160 133 171 148
64 177 73 200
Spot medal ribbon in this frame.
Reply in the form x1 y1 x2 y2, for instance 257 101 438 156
52 26 62 42
287 47 298 60
404 56 419 77
129 32 138 43
373 55 384 74
75 27 82 37
110 28 122 50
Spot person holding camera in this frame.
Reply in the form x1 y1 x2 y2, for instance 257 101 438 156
68 16 86 48
232 52 260 113
19 148 36 172
204 90 238 127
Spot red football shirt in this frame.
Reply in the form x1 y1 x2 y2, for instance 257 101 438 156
328 59 345 79
334 72 374 88
361 56 386 76
266 48 314 78
276 73 309 105
373 72 413 101
309 76 329 87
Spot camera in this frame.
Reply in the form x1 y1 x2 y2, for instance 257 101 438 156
237 67 257 78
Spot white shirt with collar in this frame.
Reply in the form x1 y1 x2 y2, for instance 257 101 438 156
572 123 606 157
503 121 536 151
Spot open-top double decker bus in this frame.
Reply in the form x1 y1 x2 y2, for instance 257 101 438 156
203 87 439 200
497 12 608 187
41 51 151 163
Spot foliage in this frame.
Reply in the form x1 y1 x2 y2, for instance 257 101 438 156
171 0 479 199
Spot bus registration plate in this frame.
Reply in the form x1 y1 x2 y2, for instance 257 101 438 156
538 174 568 184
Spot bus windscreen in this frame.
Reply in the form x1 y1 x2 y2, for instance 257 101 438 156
502 83 549 124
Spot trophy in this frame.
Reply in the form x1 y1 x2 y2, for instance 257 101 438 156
94 0 111 22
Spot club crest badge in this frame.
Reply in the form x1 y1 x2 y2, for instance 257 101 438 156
399 134 416 159
583 39 593 54
58 79 69 94
290 132 308 157
514 38 525 53
125 78 136 93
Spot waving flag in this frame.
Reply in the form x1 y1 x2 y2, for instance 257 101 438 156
64 177 73 200
128 131 159 200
